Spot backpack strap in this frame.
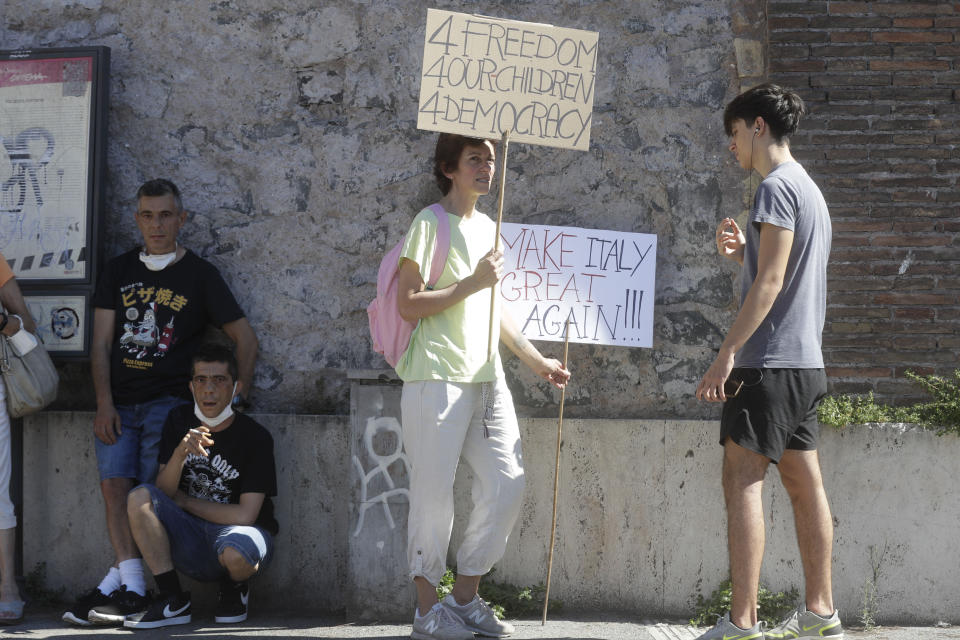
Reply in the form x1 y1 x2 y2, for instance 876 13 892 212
424 203 451 288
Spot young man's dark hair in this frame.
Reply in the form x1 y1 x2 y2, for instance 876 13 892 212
191 343 239 382
723 83 806 142
136 178 183 211
433 133 497 195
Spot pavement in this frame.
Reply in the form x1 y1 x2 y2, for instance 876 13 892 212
5 610 960 640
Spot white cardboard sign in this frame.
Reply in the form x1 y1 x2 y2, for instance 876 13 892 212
499 222 657 347
418 9 599 151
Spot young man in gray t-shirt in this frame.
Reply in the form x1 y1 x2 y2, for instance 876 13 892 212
694 84 842 640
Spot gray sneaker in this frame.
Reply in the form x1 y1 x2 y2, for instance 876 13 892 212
766 605 843 640
442 594 514 637
694 612 763 640
411 603 474 640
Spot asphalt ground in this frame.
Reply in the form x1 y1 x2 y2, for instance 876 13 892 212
5 609 960 640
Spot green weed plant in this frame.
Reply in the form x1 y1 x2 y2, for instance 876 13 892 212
818 370 960 435
690 579 798 627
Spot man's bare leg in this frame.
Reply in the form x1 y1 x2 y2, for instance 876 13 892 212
778 449 835 615
723 440 770 629
126 486 174 574
219 547 257 582
102 478 139 563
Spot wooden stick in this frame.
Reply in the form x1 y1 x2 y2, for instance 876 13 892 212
487 129 511 361
542 319 571 625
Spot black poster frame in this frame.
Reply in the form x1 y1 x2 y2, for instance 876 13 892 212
0 45 110 359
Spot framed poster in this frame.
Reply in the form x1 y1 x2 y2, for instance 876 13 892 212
23 290 90 357
0 46 109 285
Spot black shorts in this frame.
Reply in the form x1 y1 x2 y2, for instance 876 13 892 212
719 367 828 463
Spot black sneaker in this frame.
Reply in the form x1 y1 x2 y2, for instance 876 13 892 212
123 591 191 629
87 585 149 625
61 587 114 626
215 581 249 623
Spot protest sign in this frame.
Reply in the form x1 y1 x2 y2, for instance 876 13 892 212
499 222 657 347
418 9 599 151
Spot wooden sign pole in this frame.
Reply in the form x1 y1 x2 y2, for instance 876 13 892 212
542 319 571 625
487 129 511 361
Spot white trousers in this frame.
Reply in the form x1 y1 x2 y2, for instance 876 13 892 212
401 379 525 586
0 378 13 530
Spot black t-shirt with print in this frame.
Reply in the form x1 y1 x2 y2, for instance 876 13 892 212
158 404 279 535
92 248 245 405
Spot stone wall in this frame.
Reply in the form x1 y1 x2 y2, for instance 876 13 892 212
2 1 765 419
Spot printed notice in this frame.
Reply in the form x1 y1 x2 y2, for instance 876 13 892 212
0 57 93 280
24 293 86 352
418 9 599 151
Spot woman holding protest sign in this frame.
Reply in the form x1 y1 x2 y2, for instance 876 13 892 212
395 133 570 640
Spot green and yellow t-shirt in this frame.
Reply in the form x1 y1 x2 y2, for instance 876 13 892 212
395 206 503 383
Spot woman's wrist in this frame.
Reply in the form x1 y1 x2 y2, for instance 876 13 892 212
6 314 22 336
459 274 477 295
5 315 36 354
0 313 24 336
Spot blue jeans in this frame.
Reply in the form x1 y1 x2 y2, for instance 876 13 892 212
138 484 274 582
95 395 190 483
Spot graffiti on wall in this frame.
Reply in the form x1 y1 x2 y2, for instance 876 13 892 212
352 415 409 537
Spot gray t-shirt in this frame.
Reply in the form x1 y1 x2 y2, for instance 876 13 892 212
735 161 831 369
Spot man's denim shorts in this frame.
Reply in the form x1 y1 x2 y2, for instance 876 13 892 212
137 484 274 582
95 395 190 483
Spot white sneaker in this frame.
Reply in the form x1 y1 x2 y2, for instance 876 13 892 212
695 612 763 640
442 593 515 637
411 603 474 640
767 605 843 640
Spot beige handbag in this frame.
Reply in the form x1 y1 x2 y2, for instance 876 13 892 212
0 320 59 418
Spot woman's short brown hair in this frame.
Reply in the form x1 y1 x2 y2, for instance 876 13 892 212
433 133 496 195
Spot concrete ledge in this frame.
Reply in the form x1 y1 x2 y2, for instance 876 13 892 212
23 412 960 624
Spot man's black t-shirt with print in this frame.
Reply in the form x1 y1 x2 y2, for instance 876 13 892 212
158 404 279 535
92 249 244 405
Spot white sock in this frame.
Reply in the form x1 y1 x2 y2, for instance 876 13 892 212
96 567 121 596
118 559 146 597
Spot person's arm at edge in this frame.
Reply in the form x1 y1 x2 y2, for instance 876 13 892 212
175 491 265 526
696 222 794 402
0 277 36 334
91 308 122 444
500 311 570 389
155 460 182 498
222 317 258 402
396 250 500 322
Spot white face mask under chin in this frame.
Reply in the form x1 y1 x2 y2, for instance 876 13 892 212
139 244 178 271
194 382 238 428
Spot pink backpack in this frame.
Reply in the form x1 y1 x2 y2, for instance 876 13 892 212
368 203 451 367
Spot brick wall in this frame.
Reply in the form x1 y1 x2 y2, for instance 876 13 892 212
767 1 960 403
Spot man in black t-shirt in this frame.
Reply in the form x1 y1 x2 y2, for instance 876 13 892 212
122 344 277 629
63 179 259 627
